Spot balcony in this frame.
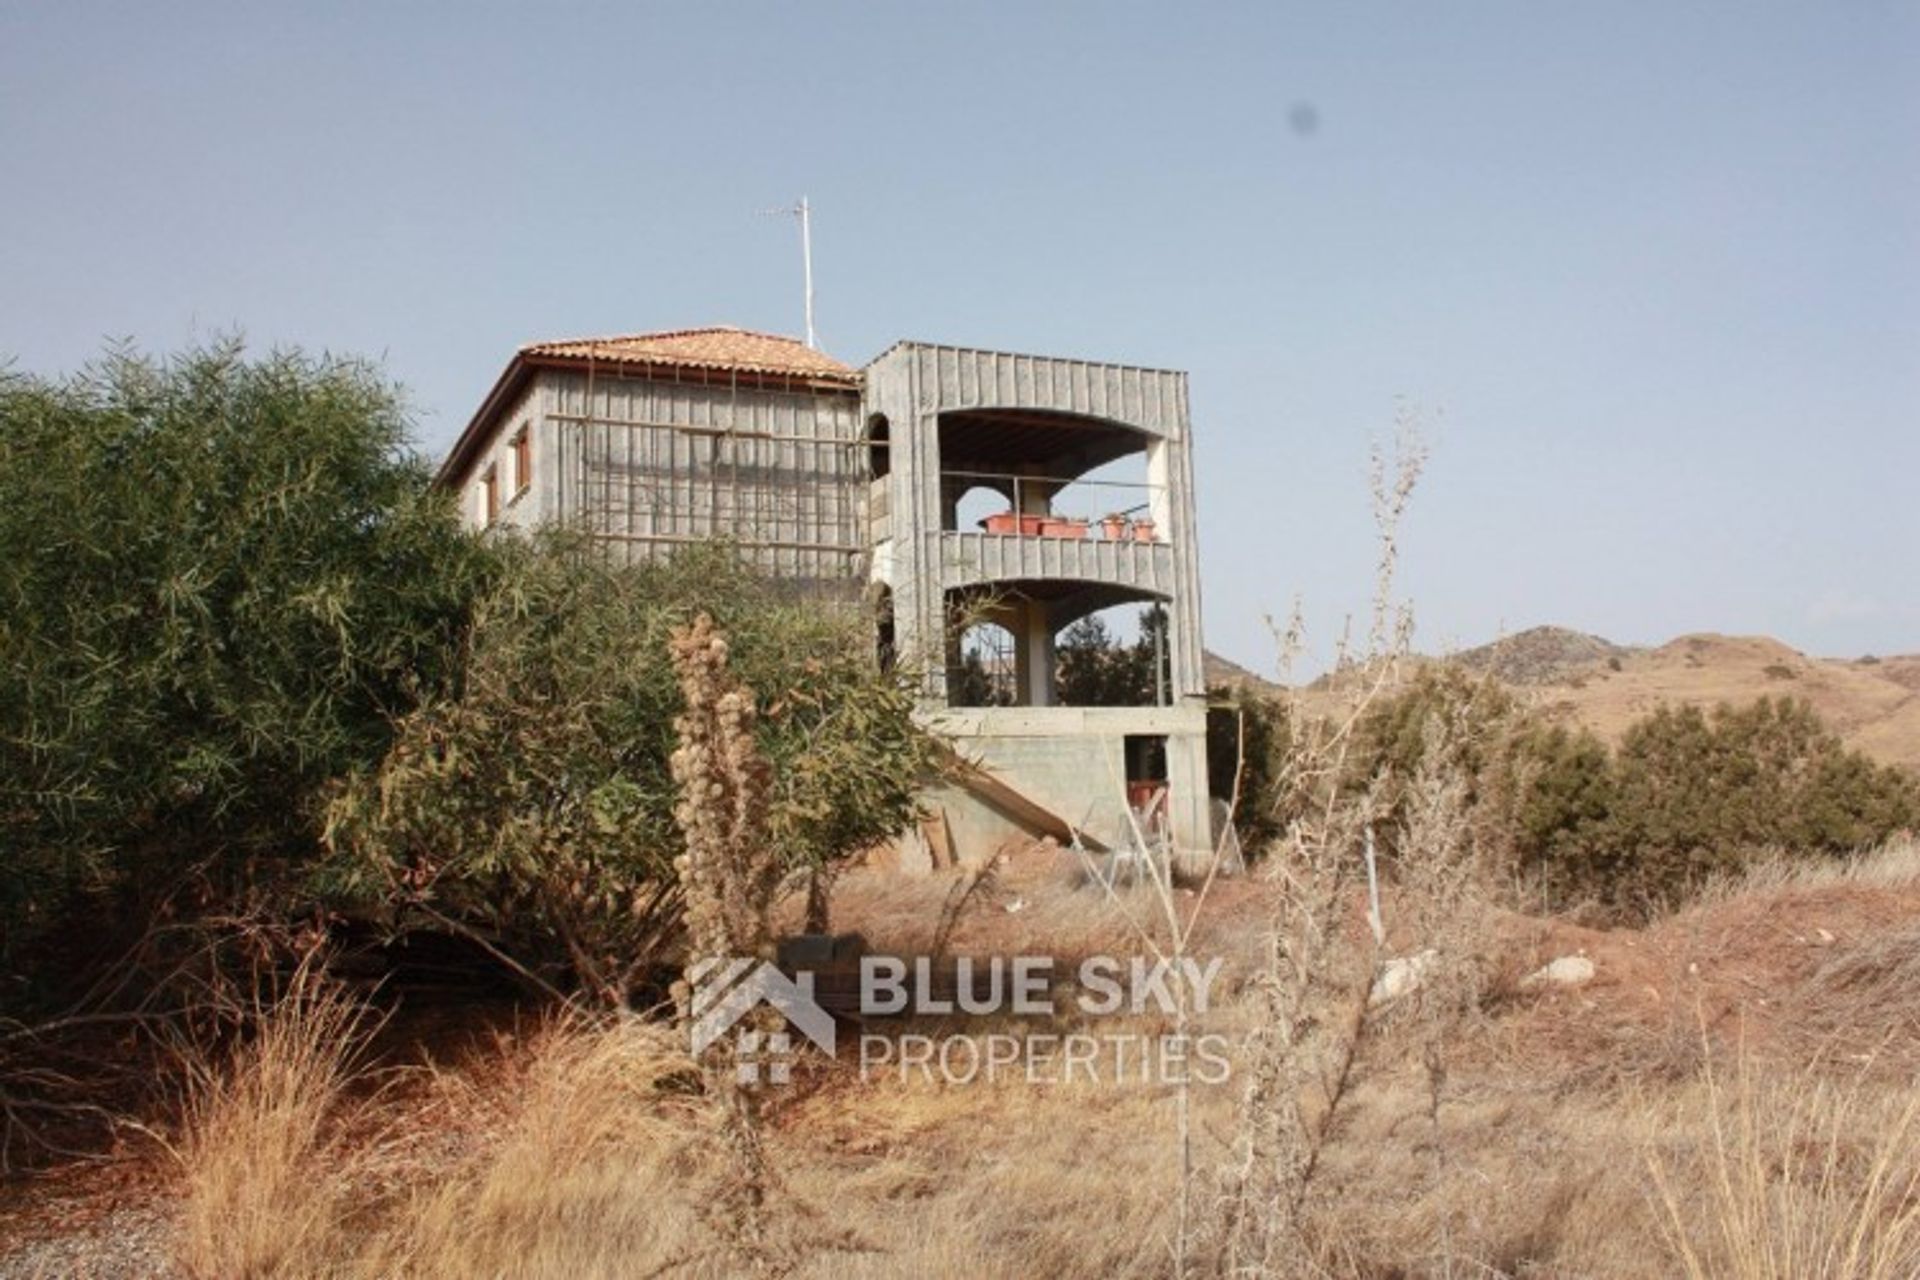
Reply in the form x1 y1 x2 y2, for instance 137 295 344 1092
938 528 1178 596
938 469 1176 595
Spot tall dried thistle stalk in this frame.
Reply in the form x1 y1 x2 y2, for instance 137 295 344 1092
667 612 784 1269
1199 413 1494 1275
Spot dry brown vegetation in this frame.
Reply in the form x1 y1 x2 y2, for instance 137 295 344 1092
1276 630 1920 777
9 424 1918 1277
59 836 1897 1279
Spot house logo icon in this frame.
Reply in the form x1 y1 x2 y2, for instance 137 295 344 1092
688 958 836 1086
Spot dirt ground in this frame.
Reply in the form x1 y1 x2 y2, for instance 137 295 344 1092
4 840 1919 1276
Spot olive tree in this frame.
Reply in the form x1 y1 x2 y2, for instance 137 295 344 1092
321 538 938 1006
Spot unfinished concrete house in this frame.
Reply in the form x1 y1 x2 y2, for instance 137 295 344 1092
439 326 1212 864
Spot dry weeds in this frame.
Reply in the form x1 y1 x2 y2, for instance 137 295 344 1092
157 963 1920 1279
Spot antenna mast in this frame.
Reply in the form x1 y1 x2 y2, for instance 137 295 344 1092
761 196 817 349
797 196 817 349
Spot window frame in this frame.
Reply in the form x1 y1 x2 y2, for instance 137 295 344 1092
510 423 532 499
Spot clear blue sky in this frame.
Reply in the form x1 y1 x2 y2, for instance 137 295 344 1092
4 2 1915 671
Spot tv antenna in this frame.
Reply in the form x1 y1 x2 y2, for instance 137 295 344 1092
759 196 817 349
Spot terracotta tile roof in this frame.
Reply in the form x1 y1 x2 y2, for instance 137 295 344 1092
522 326 859 387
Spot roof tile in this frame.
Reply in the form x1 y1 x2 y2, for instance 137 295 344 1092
522 326 858 387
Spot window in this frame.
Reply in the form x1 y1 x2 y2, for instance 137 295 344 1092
511 424 531 498
481 464 499 526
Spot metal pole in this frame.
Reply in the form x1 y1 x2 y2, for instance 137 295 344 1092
799 196 817 350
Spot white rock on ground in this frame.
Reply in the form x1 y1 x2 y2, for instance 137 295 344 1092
1369 949 1438 1008
1521 955 1596 989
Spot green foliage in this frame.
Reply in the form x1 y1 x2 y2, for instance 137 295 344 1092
1206 684 1292 848
1346 664 1524 860
1056 606 1170 707
1582 698 1920 912
1242 663 1920 920
321 537 938 1000
0 342 483 954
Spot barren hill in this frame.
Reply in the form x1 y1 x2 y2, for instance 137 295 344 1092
1202 648 1273 689
1531 632 1920 771
1234 627 1920 773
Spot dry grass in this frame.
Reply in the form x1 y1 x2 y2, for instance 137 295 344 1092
1700 833 1920 903
164 1000 1920 1279
353 1015 715 1278
153 838 1920 1279
1649 1053 1920 1279
175 974 369 1279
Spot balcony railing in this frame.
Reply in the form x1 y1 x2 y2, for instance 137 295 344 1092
943 469 1165 543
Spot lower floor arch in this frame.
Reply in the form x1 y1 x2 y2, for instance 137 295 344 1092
944 580 1172 710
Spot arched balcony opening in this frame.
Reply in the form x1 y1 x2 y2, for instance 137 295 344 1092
936 408 1164 541
947 614 1018 708
1054 599 1173 709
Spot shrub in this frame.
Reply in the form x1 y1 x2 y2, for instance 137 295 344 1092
1344 664 1526 866
321 537 938 1006
1506 721 1619 903
1206 684 1293 849
0 342 483 969
1262 665 1920 919
1594 698 1920 912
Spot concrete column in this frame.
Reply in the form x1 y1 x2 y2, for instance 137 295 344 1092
1165 728 1212 855
1011 599 1056 707
1014 472 1057 519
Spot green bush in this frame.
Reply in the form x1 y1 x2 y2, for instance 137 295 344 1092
1482 693 1916 917
1206 684 1293 849
1589 698 1919 912
1346 664 1525 859
1242 662 1920 920
0 343 484 961
320 537 938 1006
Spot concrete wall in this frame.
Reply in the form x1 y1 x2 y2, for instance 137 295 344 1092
458 380 551 533
861 341 1207 707
543 367 866 588
928 705 1212 854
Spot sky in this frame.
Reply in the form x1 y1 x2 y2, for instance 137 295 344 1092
3 2 1915 673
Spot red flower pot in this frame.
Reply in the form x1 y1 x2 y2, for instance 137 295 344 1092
981 511 1018 534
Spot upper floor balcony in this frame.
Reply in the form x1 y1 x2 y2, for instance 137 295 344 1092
937 467 1179 596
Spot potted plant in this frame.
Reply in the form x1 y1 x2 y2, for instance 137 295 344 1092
981 511 1018 534
1100 512 1128 540
1131 517 1157 542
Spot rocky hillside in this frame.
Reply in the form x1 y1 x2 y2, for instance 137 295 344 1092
1454 625 1639 685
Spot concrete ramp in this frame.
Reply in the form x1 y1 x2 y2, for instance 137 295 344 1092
945 754 1108 852
882 750 1108 872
